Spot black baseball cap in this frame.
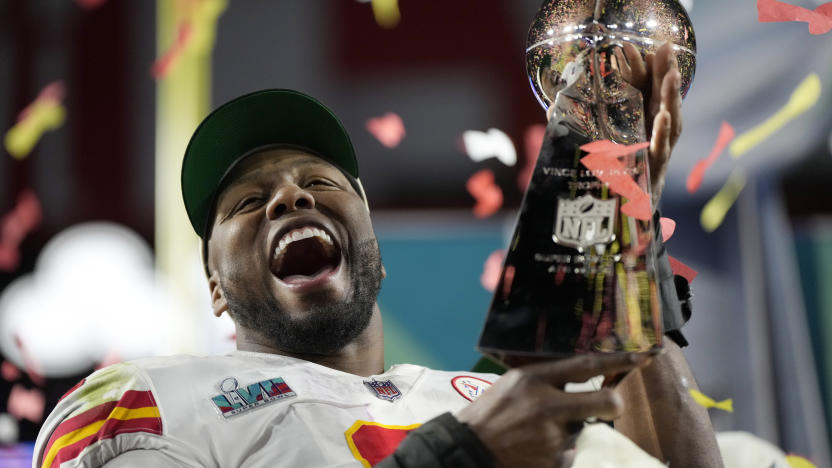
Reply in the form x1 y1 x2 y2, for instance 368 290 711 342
181 89 362 238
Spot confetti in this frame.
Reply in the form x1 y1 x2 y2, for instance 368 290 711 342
785 454 818 468
689 388 733 412
518 124 545 192
371 0 401 28
481 250 506 292
189 0 228 54
366 112 406 148
4 82 67 160
0 190 42 272
1 361 21 382
659 217 676 242
462 128 517 167
686 121 734 194
668 254 697 282
466 169 503 218
730 73 821 158
579 140 652 220
758 0 832 35
7 384 45 423
151 22 193 79
700 168 746 233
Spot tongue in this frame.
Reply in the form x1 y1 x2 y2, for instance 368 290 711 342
280 264 335 284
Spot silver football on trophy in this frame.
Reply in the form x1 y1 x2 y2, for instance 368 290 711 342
526 0 696 109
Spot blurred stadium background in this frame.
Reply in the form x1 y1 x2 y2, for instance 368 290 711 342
1 0 831 465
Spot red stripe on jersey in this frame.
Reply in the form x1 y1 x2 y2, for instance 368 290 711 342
43 391 157 459
50 417 163 468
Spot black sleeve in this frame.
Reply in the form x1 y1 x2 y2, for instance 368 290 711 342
376 412 494 468
654 211 693 347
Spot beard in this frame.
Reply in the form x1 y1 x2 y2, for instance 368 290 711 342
221 239 383 355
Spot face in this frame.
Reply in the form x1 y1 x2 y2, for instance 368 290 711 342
206 148 384 354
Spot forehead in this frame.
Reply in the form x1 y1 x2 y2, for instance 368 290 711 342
223 148 340 188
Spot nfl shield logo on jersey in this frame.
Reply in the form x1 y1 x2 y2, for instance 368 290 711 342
365 379 402 401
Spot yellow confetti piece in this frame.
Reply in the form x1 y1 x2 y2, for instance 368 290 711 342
190 0 227 54
786 454 817 468
730 73 821 158
372 0 401 29
700 168 746 233
4 101 66 160
689 389 733 413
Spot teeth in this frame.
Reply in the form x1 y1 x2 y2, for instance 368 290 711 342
273 225 336 258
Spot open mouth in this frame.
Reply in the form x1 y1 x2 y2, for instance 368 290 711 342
271 225 342 283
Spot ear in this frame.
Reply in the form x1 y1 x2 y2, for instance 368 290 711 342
207 272 228 318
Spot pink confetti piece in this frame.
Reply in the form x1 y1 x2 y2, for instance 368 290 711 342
668 254 697 282
0 190 42 272
94 349 122 370
1 360 21 382
518 124 545 192
7 384 45 423
481 250 506 292
660 217 676 242
466 169 503 218
687 122 735 194
758 0 832 35
365 112 406 148
17 81 66 123
580 140 652 220
151 22 193 79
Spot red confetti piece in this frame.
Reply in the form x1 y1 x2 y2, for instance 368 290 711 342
481 250 506 292
668 254 697 282
518 124 545 192
686 122 735 194
7 384 45 423
366 112 406 148
660 217 676 242
151 22 193 79
1 361 21 382
579 140 652 220
466 169 503 218
758 0 832 35
0 190 42 272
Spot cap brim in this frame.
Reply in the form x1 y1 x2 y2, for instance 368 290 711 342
181 89 358 238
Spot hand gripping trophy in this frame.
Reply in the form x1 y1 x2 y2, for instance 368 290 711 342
478 0 696 362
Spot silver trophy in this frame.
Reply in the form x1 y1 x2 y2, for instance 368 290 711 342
477 0 696 361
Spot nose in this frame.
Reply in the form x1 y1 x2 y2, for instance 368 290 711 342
266 184 315 219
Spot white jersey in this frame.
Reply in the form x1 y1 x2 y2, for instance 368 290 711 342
33 351 496 468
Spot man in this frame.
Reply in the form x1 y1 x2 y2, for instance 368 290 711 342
34 44 722 467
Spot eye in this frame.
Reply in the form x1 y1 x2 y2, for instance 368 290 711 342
232 196 264 214
304 178 337 188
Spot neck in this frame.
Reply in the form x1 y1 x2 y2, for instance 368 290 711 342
234 304 385 377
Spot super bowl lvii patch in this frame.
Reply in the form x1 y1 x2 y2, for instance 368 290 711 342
210 376 296 418
364 379 402 401
451 376 492 401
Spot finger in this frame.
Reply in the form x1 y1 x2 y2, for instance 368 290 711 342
546 103 556 122
548 388 625 422
661 66 683 149
650 43 673 118
524 352 653 388
622 42 647 92
650 107 672 171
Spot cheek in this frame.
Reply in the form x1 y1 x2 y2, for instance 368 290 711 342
211 219 266 275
